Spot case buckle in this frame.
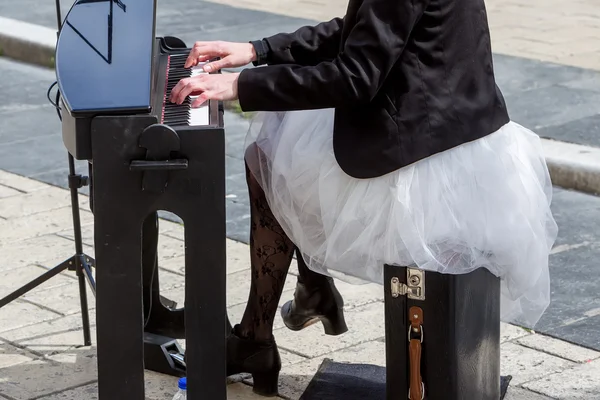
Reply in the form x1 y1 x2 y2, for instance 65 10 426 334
390 267 425 301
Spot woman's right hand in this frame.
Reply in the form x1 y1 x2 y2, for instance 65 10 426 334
185 41 257 72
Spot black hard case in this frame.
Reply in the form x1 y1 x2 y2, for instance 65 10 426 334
383 264 502 400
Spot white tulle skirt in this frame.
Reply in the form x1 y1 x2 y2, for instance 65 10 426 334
243 108 558 328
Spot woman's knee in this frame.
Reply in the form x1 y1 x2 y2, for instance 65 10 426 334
244 142 263 194
244 142 260 168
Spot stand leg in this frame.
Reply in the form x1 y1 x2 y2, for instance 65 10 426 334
94 209 146 400
184 149 226 400
76 260 92 346
0 260 69 308
68 154 93 346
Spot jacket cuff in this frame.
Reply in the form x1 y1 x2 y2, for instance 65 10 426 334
262 34 294 64
237 68 267 112
250 39 270 66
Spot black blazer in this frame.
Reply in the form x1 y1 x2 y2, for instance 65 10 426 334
237 0 510 179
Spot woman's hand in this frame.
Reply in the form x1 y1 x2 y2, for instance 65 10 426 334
169 72 240 108
185 41 257 72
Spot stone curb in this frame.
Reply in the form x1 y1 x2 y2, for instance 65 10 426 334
0 16 56 69
542 138 600 196
2 16 600 197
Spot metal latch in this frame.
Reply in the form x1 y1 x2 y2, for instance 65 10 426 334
391 268 425 300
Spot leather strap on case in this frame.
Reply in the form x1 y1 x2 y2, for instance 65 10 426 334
408 306 424 400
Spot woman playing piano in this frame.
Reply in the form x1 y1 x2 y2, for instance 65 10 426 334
170 0 557 396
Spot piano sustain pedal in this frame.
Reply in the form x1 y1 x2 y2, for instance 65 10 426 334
143 332 186 378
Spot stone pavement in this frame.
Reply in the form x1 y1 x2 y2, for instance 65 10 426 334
0 168 599 400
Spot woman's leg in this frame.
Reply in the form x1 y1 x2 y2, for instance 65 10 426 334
227 145 346 396
226 157 295 396
235 143 347 340
235 161 296 341
280 248 348 335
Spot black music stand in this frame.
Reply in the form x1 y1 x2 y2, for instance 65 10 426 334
0 0 96 346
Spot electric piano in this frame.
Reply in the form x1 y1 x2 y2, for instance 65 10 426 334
55 0 222 161
54 1 228 396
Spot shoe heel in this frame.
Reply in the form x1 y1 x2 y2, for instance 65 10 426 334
252 371 279 397
321 307 348 336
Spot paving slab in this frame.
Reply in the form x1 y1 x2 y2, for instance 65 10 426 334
0 233 94 272
0 339 36 370
0 264 72 299
501 342 576 386
523 358 600 399
0 184 20 199
0 348 96 399
0 301 62 335
503 84 600 131
504 388 555 400
0 312 96 344
539 113 600 148
274 302 385 359
516 333 600 363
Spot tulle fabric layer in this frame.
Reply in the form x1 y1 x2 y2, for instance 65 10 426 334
243 108 558 328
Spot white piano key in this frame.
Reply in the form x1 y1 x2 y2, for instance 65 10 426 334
188 65 210 126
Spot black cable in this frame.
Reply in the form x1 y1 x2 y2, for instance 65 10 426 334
47 81 62 122
46 81 58 106
143 257 157 329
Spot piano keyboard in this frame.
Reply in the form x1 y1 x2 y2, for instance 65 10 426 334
162 54 210 127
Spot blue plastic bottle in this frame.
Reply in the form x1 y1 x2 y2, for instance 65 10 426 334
172 377 187 400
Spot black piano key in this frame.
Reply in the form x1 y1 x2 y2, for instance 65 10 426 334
163 114 190 122
167 71 191 76
163 120 189 126
164 112 189 118
164 112 190 118
164 109 190 115
164 118 190 123
164 103 191 110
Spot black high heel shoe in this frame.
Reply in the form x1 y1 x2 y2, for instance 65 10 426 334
281 276 348 335
227 325 281 397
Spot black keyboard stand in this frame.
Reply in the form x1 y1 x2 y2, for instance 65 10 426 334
90 115 227 400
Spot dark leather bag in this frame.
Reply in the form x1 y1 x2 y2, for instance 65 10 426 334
383 264 502 400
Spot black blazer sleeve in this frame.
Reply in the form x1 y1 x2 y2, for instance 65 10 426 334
238 0 430 111
261 17 344 66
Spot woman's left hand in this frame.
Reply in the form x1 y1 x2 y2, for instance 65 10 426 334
169 73 239 108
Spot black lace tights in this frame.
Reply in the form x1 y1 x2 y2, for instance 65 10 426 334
237 163 295 341
236 157 331 341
